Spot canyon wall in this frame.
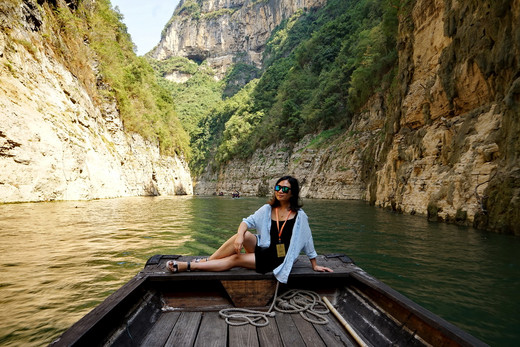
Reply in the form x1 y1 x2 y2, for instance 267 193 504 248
0 1 192 203
3 0 517 233
195 0 520 234
152 0 326 77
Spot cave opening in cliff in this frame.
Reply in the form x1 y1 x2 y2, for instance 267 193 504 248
187 55 206 65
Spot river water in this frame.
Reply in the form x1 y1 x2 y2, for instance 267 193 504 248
0 196 518 346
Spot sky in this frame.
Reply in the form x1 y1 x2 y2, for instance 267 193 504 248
110 0 181 56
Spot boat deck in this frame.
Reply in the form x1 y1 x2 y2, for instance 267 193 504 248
52 254 487 346
138 309 357 347
112 254 360 346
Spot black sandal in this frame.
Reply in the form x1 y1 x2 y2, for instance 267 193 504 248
166 260 191 273
166 260 178 273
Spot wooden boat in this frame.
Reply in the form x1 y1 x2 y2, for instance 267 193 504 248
50 254 488 346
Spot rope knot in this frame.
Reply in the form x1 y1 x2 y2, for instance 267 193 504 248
219 284 330 327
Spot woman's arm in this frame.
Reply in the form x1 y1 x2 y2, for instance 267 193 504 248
234 221 249 253
310 258 333 272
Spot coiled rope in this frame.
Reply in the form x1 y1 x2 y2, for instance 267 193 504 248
219 282 330 327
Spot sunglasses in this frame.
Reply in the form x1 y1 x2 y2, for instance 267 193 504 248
274 185 291 193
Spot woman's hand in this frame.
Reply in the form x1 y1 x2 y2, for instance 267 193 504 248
313 265 333 272
234 233 244 254
310 258 333 272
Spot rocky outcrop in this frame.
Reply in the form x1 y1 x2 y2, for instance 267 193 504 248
378 0 519 232
152 0 326 77
196 0 520 234
0 1 192 203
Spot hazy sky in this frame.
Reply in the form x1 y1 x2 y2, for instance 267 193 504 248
111 0 181 55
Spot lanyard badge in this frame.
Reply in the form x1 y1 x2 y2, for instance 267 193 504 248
275 208 291 258
276 243 286 257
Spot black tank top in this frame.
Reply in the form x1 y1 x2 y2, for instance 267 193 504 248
254 216 296 274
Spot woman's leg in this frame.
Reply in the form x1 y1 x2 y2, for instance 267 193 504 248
208 231 256 261
169 253 255 272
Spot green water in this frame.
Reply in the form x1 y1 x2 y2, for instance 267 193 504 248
0 196 518 346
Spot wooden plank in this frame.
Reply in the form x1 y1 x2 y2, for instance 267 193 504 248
140 311 181 346
257 317 283 347
229 323 259 347
291 314 326 347
163 291 233 310
275 313 305 346
338 286 407 346
109 292 161 346
145 255 354 281
314 313 358 347
165 311 202 347
150 262 275 281
221 279 277 307
194 312 227 347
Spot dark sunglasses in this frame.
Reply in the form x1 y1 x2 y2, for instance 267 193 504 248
274 185 291 193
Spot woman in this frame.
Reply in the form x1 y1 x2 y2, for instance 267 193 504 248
166 176 332 283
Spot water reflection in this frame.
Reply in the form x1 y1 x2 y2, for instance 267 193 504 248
0 196 518 346
304 199 520 345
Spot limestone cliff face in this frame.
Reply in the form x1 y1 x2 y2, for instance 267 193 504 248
376 0 519 232
0 1 192 203
152 0 326 77
195 0 520 234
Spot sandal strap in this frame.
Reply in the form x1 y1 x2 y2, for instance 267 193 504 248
187 261 191 272
167 261 179 273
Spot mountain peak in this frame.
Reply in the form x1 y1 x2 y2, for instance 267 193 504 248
151 0 326 78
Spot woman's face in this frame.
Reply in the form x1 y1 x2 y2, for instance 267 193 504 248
275 180 293 203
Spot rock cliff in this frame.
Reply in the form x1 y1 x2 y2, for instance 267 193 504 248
152 0 326 77
195 0 520 234
0 1 192 203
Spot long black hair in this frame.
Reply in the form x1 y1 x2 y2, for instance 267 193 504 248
269 175 303 211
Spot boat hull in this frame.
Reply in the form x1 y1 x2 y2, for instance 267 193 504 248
50 254 487 346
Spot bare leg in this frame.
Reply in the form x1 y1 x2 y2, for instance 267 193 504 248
208 231 256 261
170 253 256 272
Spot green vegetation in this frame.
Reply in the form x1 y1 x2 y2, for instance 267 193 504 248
187 80 261 175
148 56 199 76
306 127 344 149
215 80 264 162
9 0 403 172
175 0 401 174
157 62 223 140
162 0 202 37
174 0 202 18
203 8 238 20
40 0 189 156
223 62 261 97
35 0 402 171
14 38 38 58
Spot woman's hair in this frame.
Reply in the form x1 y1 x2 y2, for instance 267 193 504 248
269 175 303 211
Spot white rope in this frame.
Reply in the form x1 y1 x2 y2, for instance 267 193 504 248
218 281 280 327
218 307 277 327
219 282 330 327
274 289 330 325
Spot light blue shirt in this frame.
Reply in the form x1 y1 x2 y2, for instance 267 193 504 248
242 204 318 283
